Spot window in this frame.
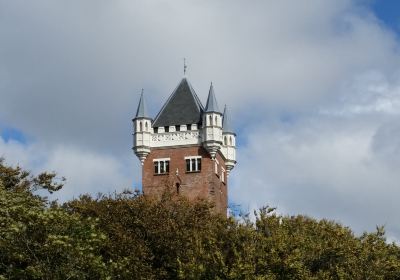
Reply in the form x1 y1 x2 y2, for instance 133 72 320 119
139 121 142 132
153 158 170 175
221 168 225 183
185 156 201 172
224 136 227 145
145 122 148 131
215 159 219 175
215 116 218 126
165 126 169 132
175 125 180 131
187 124 192 131
209 115 212 126
154 127 158 133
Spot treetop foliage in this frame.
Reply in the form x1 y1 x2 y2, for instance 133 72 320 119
1 158 399 279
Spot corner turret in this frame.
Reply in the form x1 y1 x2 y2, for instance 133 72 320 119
132 90 152 164
221 105 236 175
202 83 223 159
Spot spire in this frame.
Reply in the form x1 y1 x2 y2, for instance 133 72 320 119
205 82 220 113
183 58 187 77
135 89 149 118
223 105 234 133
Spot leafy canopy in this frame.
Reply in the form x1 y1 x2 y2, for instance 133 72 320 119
1 158 399 279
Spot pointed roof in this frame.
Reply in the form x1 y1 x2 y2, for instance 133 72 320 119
153 78 204 127
205 82 220 113
135 90 150 119
223 105 234 134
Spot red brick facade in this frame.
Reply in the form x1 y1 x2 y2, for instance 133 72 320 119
142 145 228 215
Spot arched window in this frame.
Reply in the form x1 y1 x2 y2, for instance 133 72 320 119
215 116 218 126
209 115 212 126
229 136 233 146
145 122 148 131
139 121 142 132
224 136 227 146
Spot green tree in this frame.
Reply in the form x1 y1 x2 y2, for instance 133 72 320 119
0 159 108 279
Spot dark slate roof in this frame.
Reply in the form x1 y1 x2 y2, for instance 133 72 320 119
135 91 150 119
205 83 221 113
223 105 234 133
153 78 204 127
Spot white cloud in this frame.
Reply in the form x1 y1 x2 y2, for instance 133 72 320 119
0 138 139 201
231 73 400 239
1 0 400 239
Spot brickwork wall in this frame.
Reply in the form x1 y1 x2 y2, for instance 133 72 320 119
142 145 227 215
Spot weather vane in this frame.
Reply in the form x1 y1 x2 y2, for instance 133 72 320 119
183 58 187 76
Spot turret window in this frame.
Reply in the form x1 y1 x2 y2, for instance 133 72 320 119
215 116 218 126
209 115 212 126
165 126 169 132
187 124 192 131
175 125 180 131
185 156 201 172
224 136 227 146
145 122 148 131
215 159 219 175
139 121 142 132
153 158 170 175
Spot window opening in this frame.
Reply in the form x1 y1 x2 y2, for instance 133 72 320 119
153 159 170 175
154 127 158 134
185 156 201 172
145 122 148 131
176 183 180 194
139 121 142 132
187 124 192 131
175 125 180 131
165 126 169 133
224 136 227 145
215 116 218 126
209 115 212 126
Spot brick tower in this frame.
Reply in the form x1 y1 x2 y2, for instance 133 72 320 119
132 77 237 215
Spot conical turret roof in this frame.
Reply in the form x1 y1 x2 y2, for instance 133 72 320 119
223 105 234 134
205 82 221 113
135 91 150 119
153 78 204 127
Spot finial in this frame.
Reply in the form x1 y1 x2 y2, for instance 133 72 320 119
183 58 187 76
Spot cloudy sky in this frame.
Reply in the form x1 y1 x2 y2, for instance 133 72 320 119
1 0 400 240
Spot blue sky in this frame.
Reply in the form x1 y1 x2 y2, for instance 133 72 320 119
1 125 27 144
371 0 400 33
1 0 400 242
